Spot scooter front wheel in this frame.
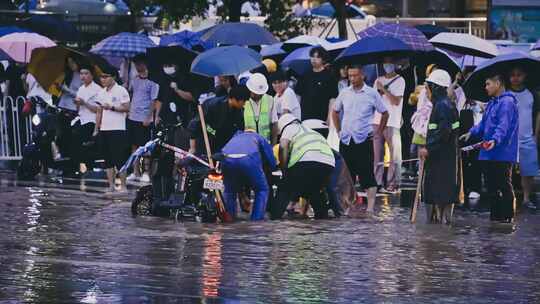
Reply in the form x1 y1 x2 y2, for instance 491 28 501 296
131 185 153 216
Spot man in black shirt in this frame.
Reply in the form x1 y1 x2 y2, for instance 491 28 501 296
156 63 212 127
295 46 338 122
188 85 250 154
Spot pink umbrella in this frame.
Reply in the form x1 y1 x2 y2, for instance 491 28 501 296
0 32 56 63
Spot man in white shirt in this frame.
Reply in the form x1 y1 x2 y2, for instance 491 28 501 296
73 65 101 171
270 70 301 121
94 68 131 194
245 73 279 144
373 57 405 193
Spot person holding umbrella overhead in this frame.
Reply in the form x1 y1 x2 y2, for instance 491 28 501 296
508 66 540 210
461 74 519 223
418 70 460 224
373 57 406 194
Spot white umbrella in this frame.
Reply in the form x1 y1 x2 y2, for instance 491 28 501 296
429 32 499 58
282 35 333 52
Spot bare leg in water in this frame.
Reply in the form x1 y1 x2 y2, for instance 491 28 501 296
426 204 454 224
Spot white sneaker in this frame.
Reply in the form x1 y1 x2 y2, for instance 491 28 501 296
140 173 150 183
468 191 481 199
127 173 139 182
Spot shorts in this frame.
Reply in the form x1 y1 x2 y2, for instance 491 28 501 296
519 138 539 177
340 138 377 190
127 119 151 147
100 130 128 169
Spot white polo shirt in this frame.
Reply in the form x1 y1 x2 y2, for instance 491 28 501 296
76 81 102 125
373 75 405 128
97 83 130 131
274 87 302 120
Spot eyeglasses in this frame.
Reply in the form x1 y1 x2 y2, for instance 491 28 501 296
100 74 112 78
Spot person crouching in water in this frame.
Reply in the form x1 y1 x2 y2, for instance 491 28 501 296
418 70 460 224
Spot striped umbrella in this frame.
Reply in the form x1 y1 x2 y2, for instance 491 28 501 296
358 23 434 52
90 32 156 58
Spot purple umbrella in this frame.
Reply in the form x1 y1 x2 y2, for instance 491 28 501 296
358 23 434 52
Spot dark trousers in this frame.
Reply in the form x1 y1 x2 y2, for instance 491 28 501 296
340 138 377 190
484 161 515 220
463 150 483 193
271 161 334 219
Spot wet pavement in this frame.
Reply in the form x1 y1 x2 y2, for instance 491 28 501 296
1 171 540 303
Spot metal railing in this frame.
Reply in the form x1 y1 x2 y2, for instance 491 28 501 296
0 96 31 160
379 17 488 38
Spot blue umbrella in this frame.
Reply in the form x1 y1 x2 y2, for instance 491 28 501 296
0 49 11 61
191 46 262 77
260 42 286 60
311 2 366 19
0 26 31 37
464 52 540 101
336 36 415 65
281 46 313 75
160 30 214 50
200 22 278 46
90 32 156 58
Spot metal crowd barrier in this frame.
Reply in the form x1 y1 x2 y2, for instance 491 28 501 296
0 96 31 160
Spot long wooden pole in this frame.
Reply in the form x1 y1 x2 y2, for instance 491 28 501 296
197 104 232 223
410 159 424 223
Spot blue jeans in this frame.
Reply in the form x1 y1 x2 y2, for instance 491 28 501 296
222 155 269 221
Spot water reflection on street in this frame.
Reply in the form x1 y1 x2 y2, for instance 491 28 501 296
1 173 539 303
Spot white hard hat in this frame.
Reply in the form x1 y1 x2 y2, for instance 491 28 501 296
425 69 452 88
246 73 269 95
302 119 328 130
278 113 299 134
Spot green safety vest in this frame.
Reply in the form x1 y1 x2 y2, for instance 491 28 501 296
244 95 272 141
288 125 333 168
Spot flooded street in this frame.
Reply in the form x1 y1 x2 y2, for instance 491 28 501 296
1 171 540 303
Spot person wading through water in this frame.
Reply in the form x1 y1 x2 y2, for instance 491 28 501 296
418 70 460 224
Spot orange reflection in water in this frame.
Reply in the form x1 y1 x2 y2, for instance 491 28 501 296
202 232 223 298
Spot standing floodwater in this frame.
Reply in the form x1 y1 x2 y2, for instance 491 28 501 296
1 172 539 303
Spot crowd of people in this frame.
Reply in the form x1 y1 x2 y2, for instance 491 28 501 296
1 42 539 223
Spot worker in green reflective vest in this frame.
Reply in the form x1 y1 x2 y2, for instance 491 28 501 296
245 73 279 145
271 114 336 219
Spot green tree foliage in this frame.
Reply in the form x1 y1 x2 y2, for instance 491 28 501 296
128 0 316 39
263 0 316 40
128 0 208 21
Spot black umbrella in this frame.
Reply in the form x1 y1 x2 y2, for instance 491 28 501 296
19 15 80 42
146 45 198 82
463 52 540 101
415 24 450 39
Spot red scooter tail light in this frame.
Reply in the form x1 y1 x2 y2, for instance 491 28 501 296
208 174 223 181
